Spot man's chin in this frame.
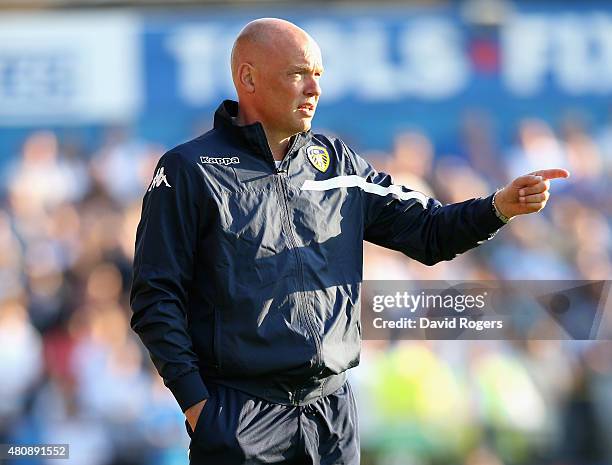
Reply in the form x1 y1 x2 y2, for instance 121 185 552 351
298 118 313 133
285 117 313 136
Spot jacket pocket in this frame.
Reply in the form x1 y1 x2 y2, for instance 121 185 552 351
212 307 222 369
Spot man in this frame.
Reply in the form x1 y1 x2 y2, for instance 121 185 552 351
130 18 569 465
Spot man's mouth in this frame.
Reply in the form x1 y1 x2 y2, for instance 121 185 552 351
298 103 315 111
297 103 316 116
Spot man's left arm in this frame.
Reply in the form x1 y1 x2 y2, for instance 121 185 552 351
347 145 569 265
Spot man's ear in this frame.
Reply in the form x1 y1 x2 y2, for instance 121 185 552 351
238 63 255 93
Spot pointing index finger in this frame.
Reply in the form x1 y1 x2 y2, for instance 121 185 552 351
531 168 570 180
513 174 543 188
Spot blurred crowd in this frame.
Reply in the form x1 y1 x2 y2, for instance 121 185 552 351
0 109 611 465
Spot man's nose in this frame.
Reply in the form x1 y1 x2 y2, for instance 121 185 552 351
304 75 322 98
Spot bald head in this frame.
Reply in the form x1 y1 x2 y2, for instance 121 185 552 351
230 18 323 150
231 18 316 81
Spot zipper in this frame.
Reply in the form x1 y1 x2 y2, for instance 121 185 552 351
291 388 302 406
275 171 323 375
259 128 320 374
275 134 301 173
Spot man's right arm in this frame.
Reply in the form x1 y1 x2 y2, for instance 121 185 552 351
130 151 209 414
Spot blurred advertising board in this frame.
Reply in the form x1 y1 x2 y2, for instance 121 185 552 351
0 3 611 150
0 12 142 125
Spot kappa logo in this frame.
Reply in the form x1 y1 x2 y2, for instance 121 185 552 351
148 166 171 191
200 156 240 166
306 146 330 173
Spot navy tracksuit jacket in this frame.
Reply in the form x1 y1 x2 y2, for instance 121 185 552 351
130 100 505 463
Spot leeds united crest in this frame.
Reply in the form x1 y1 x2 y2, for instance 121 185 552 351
306 146 330 173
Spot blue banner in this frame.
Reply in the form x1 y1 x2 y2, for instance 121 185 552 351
1 4 611 154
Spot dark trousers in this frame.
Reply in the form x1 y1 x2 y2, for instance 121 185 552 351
186 381 360 465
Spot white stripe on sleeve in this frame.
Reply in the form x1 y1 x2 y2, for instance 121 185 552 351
300 175 428 207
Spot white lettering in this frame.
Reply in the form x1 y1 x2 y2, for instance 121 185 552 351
199 156 240 166
503 12 612 96
503 15 550 96
398 19 469 98
167 26 236 105
304 19 469 101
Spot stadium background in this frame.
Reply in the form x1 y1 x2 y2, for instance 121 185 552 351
1 0 611 464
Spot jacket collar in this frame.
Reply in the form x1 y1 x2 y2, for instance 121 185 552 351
214 100 311 163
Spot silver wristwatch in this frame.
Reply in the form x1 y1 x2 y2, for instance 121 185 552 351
492 190 511 224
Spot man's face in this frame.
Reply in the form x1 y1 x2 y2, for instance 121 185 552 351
253 37 323 139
